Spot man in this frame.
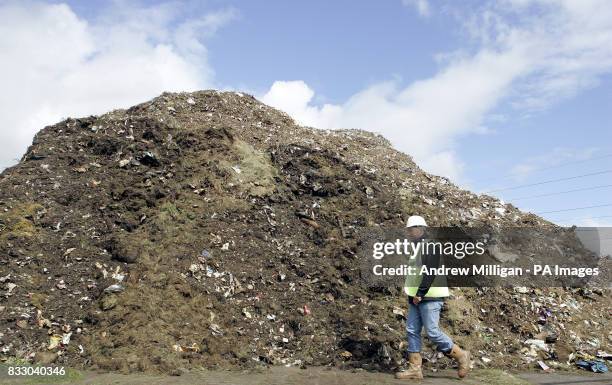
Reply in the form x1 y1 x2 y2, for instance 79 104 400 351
395 215 471 380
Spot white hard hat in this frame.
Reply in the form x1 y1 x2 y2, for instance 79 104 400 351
406 215 427 227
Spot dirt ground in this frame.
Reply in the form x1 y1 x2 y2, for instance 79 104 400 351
1 366 611 385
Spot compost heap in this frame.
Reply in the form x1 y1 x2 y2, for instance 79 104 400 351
1 91 610 374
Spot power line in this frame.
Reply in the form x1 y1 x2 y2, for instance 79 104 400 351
588 236 612 241
474 153 612 185
553 215 612 227
555 215 612 222
573 228 612 231
507 184 612 201
484 169 612 194
573 235 612 241
536 203 612 215
559 215 612 222
553 216 612 227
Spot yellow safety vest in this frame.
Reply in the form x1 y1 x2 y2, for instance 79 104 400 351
403 239 449 298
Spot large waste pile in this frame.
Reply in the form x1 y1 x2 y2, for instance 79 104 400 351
0 91 610 374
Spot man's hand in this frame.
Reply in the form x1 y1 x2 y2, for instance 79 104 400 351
412 296 422 305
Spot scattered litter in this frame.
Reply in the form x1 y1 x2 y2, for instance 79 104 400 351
537 360 551 372
597 351 612 360
209 324 223 336
48 335 62 350
1 89 609 375
524 339 548 352
576 359 608 373
300 305 311 316
103 284 125 293
62 332 72 345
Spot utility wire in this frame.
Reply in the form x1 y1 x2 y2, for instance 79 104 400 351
484 169 612 194
507 184 612 201
573 228 612 231
474 153 612 185
536 203 612 215
554 214 612 222
572 235 612 240
552 216 612 227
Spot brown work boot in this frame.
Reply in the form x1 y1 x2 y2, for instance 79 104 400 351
448 344 471 378
395 352 423 380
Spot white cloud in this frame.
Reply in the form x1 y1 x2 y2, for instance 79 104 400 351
0 1 235 169
261 80 343 127
261 0 612 181
402 0 431 17
262 47 529 180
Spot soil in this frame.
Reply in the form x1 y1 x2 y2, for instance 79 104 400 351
0 90 610 375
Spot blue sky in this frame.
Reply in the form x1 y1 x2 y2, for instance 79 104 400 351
203 0 455 97
1 0 611 227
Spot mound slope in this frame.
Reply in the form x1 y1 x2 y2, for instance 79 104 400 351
0 91 609 373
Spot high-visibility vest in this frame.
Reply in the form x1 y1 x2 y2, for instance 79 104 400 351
403 239 450 298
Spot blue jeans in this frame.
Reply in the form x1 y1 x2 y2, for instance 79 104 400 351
406 300 453 353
